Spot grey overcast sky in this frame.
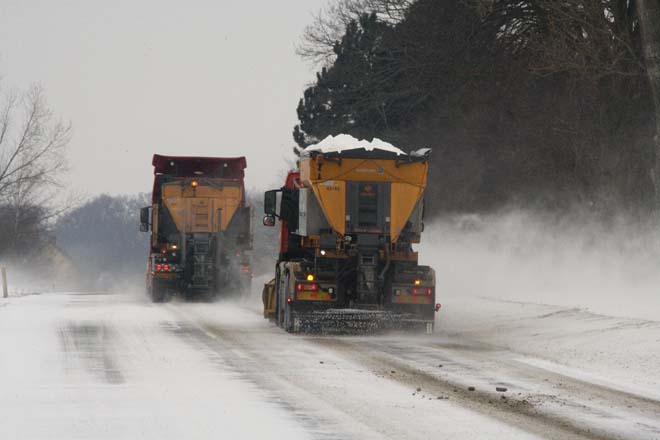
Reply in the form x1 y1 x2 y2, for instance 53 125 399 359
0 0 327 196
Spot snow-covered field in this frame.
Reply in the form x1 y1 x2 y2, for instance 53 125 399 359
437 295 660 402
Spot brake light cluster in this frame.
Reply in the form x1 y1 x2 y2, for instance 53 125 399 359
297 283 318 292
411 287 433 296
393 284 433 296
295 283 336 295
154 263 178 273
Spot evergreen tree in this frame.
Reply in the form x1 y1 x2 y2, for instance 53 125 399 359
294 14 396 147
294 0 657 213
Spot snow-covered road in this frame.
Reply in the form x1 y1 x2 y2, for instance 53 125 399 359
0 291 658 439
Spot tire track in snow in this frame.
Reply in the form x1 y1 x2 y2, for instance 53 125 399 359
164 304 359 440
165 304 540 440
58 321 125 384
310 337 660 440
162 300 660 439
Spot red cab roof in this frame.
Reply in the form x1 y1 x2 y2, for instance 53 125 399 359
152 154 247 179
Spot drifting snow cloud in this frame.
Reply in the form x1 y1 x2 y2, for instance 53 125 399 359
419 211 660 321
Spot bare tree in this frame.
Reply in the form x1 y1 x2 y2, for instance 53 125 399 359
0 85 70 200
0 83 71 255
298 0 413 65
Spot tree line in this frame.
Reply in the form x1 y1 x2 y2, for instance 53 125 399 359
54 192 277 288
54 194 150 287
294 0 660 215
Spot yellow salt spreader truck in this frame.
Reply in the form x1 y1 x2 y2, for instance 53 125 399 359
261 135 439 333
140 155 252 302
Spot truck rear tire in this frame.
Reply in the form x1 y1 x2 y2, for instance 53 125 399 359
283 303 295 333
150 279 169 303
151 287 166 303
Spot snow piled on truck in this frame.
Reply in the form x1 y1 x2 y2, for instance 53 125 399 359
304 134 407 155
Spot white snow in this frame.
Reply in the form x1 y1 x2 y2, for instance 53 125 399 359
515 356 660 402
419 211 660 402
433 295 660 401
304 134 407 156
0 291 543 440
172 301 540 440
0 293 309 440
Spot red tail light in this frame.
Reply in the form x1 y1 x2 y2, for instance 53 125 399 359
297 283 303 291
297 283 318 291
435 303 442 312
164 264 169 271
411 287 432 296
155 264 162 271
241 266 250 273
287 298 293 304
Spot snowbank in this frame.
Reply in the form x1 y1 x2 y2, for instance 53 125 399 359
435 296 660 401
